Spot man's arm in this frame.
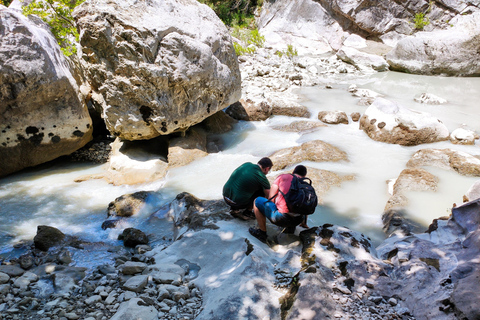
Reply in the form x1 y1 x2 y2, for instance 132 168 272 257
267 183 278 199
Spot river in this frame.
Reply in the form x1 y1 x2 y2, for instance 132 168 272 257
1 71 479 257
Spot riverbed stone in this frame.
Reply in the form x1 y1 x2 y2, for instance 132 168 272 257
337 46 389 72
272 120 326 133
225 99 272 121
107 191 150 217
0 272 10 284
269 140 348 171
33 226 66 251
450 128 478 145
385 168 439 212
359 98 449 146
121 262 147 275
414 93 447 105
73 0 241 140
0 265 24 277
407 148 480 177
123 275 148 293
167 127 208 168
119 228 149 248
318 110 349 125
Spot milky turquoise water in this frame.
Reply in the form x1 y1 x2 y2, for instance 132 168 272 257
1 71 479 254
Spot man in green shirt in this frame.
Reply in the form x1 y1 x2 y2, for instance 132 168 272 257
223 157 273 220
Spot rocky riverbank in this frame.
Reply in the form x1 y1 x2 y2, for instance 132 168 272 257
1 188 479 319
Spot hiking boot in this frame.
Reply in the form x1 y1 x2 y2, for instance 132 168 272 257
249 227 267 243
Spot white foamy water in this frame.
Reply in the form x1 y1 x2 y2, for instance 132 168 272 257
1 71 480 253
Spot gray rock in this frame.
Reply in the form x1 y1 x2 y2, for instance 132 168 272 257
123 275 148 293
110 298 157 320
120 261 147 275
119 228 149 248
85 295 102 305
0 272 10 284
359 98 449 146
337 46 389 72
0 7 92 177
33 225 66 251
387 12 480 76
73 0 241 140
0 265 24 277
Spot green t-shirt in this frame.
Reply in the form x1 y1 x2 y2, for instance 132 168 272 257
223 162 270 206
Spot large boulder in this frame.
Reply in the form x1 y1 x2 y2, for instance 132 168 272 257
257 0 346 54
386 12 480 76
257 0 479 55
359 98 449 146
73 0 241 140
0 7 92 177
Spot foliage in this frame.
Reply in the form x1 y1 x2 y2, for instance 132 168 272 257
233 42 256 56
231 27 264 56
22 0 84 56
413 12 430 30
1 0 13 7
198 0 262 26
275 44 298 59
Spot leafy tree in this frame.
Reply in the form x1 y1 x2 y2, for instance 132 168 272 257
198 0 263 26
22 0 84 56
1 0 13 7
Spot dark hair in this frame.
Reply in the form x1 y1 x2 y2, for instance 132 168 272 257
258 157 273 169
293 165 307 177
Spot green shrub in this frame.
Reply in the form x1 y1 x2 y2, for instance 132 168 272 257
413 12 430 30
232 28 264 56
247 28 265 47
275 44 298 59
1 0 13 6
22 0 84 56
198 0 262 26
233 42 256 56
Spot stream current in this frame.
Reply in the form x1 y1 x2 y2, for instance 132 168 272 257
1 71 480 259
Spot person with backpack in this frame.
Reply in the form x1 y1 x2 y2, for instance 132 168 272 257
223 157 273 220
249 165 317 243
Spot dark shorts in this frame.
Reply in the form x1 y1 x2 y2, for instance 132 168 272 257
254 197 304 228
224 189 265 210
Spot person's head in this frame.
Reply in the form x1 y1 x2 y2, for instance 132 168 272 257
257 157 273 174
293 165 307 177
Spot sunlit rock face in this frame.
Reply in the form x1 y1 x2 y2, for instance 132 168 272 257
0 7 92 177
387 12 480 76
73 0 241 140
359 98 449 146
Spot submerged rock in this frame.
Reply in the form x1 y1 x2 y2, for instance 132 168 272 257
406 148 480 177
359 98 449 146
33 226 66 252
272 120 326 133
318 110 349 125
269 140 348 171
